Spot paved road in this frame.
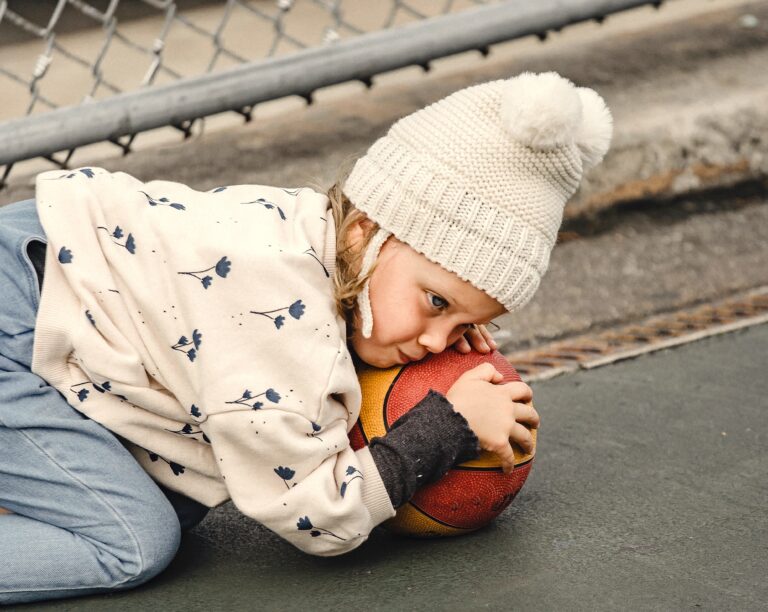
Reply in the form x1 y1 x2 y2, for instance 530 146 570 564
16 323 767 611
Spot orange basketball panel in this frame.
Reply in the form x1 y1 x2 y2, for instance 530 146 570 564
403 461 533 531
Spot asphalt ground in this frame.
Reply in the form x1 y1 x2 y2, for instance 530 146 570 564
12 322 766 611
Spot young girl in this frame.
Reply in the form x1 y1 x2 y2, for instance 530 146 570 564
0 71 611 603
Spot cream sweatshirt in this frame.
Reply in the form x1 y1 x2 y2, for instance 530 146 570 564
32 167 395 556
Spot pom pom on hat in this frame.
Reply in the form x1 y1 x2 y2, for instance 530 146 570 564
575 86 613 169
500 72 613 169
500 72 582 149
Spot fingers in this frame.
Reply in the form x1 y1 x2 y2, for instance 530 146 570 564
477 324 498 348
484 420 535 474
487 439 517 474
509 421 535 455
452 335 471 353
461 324 498 353
512 401 540 428
502 381 533 403
461 362 503 383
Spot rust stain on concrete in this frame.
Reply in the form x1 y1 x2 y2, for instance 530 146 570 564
572 158 753 217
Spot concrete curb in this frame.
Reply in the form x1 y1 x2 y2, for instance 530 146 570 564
576 88 768 216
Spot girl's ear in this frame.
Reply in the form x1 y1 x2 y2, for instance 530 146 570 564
347 216 376 254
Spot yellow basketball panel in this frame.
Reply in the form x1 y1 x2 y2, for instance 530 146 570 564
357 365 400 441
385 502 471 537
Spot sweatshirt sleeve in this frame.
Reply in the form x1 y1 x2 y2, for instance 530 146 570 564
185 258 394 556
203 413 393 556
368 390 480 508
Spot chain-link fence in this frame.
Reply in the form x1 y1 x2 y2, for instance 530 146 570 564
0 0 496 120
0 0 662 188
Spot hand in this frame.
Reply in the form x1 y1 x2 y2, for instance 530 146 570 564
452 324 497 354
446 363 539 474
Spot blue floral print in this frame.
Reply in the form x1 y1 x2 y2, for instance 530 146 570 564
72 379 128 401
58 247 73 263
92 380 126 400
225 387 281 410
296 516 346 541
171 329 202 362
190 404 203 418
274 466 296 489
139 191 186 210
339 466 364 498
241 197 286 220
306 421 323 441
304 246 329 278
166 423 210 443
148 451 185 476
44 168 95 180
178 256 231 289
210 186 228 193
289 301 305 318
69 382 90 402
85 310 96 326
281 187 302 196
97 225 136 254
251 300 306 329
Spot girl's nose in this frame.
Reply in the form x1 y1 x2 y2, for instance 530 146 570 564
418 323 450 354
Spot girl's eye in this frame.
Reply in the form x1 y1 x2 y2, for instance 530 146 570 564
427 292 449 310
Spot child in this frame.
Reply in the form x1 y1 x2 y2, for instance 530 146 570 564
0 71 611 603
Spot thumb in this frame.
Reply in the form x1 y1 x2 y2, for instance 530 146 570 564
463 362 503 383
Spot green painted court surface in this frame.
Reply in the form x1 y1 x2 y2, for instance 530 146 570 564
15 324 768 611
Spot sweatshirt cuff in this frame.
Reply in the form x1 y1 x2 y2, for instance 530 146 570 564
368 389 480 508
355 445 396 525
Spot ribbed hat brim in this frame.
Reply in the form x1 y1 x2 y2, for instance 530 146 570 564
345 138 553 311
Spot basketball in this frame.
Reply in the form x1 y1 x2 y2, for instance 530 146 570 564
349 348 536 537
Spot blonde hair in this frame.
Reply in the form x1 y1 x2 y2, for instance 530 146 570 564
327 182 380 333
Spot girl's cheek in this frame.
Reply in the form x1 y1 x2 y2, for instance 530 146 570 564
397 318 425 345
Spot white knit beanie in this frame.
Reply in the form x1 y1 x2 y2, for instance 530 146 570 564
344 71 612 337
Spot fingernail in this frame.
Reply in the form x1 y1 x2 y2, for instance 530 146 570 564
490 339 498 348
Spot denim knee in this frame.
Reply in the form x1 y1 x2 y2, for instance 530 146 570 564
115 495 182 589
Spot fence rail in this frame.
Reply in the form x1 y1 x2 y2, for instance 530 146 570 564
0 0 663 186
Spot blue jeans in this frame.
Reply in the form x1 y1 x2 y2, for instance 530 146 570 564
0 200 207 604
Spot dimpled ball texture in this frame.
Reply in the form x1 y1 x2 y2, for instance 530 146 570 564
350 348 537 537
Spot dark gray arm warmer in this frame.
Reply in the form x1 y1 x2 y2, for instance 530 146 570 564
368 389 480 508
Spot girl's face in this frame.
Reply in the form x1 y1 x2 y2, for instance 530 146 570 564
348 226 506 369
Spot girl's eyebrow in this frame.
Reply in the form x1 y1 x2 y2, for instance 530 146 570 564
440 290 490 320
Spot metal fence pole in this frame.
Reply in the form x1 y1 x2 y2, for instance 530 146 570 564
0 0 658 166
